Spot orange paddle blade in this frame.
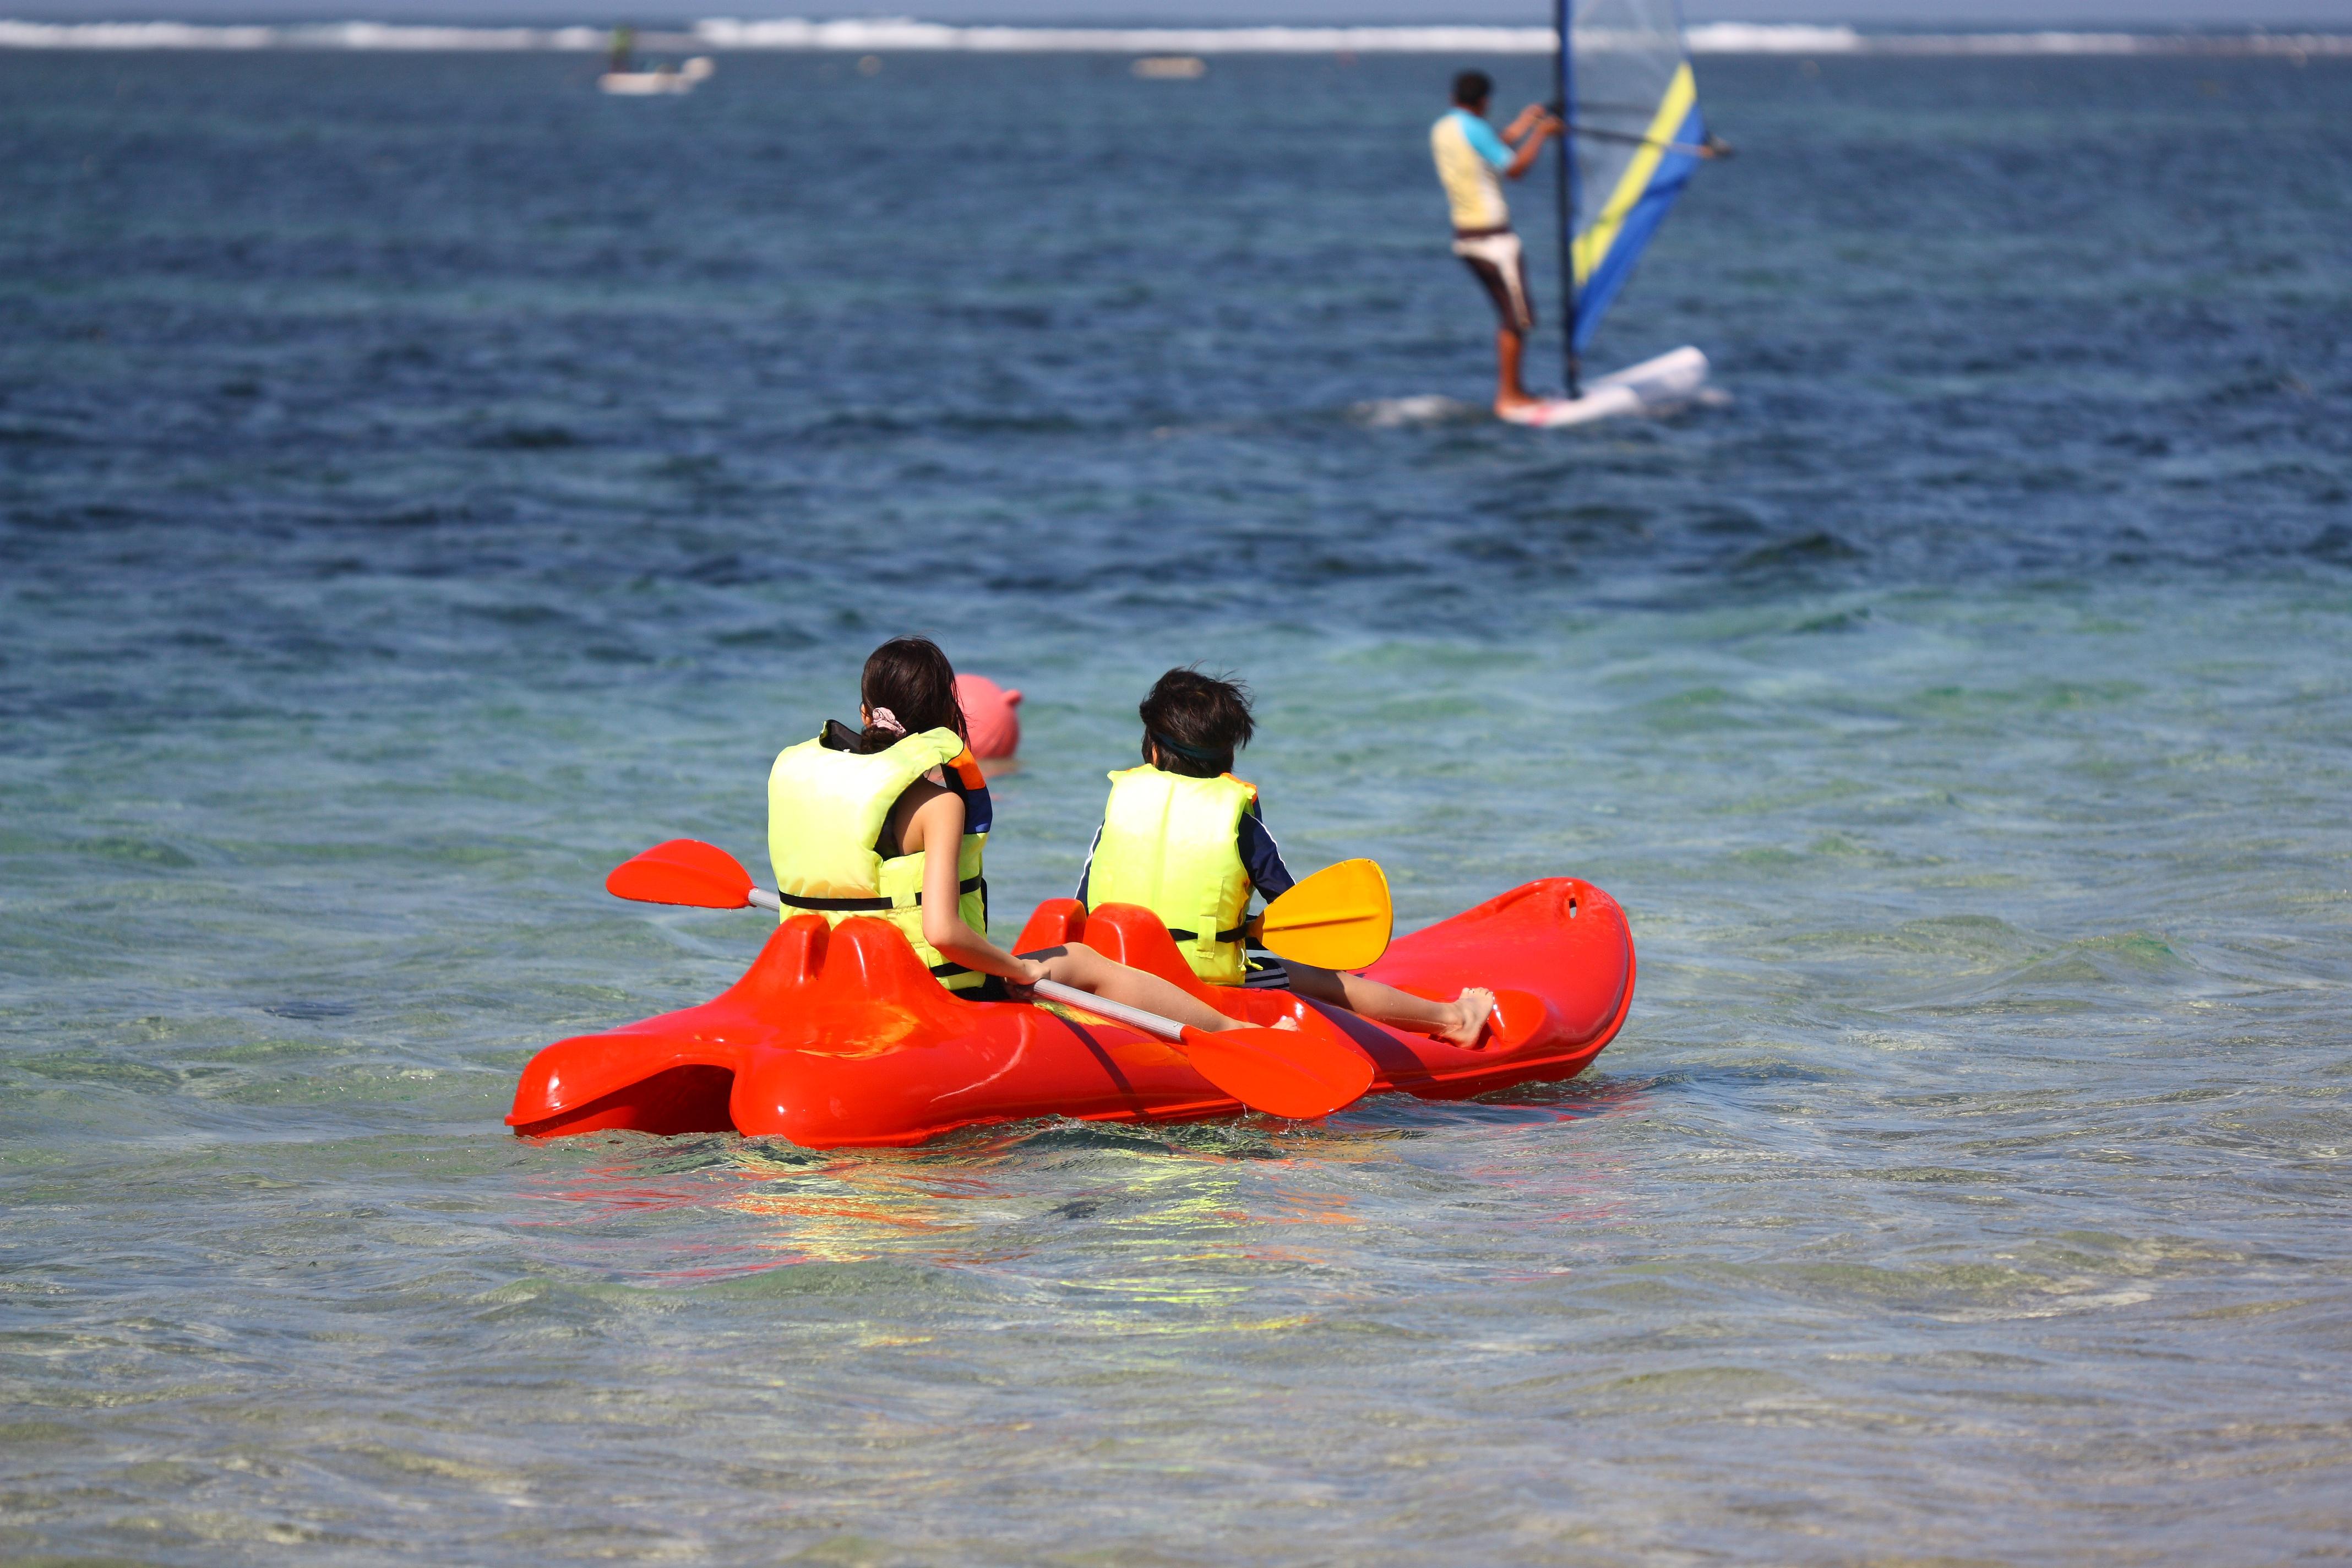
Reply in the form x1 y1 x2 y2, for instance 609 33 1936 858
1257 858 1392 972
1177 1025 1375 1120
606 839 756 909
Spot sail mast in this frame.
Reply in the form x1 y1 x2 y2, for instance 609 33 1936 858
1554 0 1581 399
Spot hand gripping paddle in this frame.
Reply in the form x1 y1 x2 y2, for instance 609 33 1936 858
602 840 1382 1119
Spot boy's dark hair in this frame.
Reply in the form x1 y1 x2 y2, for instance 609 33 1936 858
857 636 966 753
1139 667 1254 778
1452 69 1492 108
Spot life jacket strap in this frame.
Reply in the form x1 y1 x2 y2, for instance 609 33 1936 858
1166 922 1249 945
775 890 894 912
917 874 986 907
777 874 983 913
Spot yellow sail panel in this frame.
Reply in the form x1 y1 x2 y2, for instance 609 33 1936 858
1572 62 1697 289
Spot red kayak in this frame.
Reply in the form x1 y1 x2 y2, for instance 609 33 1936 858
507 879 1635 1148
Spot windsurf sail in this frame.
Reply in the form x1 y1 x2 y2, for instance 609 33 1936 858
1554 0 1718 393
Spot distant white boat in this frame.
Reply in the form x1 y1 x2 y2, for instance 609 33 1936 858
599 56 713 94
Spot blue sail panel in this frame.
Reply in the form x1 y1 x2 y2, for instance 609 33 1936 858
1573 100 1703 352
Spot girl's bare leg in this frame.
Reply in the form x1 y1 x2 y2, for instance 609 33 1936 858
1282 963 1495 1047
1025 943 1257 1035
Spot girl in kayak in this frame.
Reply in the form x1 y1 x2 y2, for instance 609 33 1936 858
1075 667 1496 1047
768 637 1271 1035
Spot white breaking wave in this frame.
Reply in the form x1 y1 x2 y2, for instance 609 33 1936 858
692 19 1558 51
1684 23 1859 53
0 18 610 47
0 17 2345 56
1705 26 2351 57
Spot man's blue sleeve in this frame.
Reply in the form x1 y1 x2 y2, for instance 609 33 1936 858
1459 111 1514 171
1238 801 1296 901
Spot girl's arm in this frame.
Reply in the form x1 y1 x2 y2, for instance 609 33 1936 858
910 790 1041 984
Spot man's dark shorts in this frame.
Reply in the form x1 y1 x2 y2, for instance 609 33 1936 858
1452 226 1536 335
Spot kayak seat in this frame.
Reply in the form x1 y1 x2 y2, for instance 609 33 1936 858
1080 903 1352 1038
1011 898 1231 1006
1011 897 1088 954
1077 903 1228 998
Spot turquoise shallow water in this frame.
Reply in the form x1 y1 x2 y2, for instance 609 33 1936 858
4 46 2351 1564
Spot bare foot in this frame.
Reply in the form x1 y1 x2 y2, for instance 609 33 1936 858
1434 987 1496 1048
1272 1015 1302 1033
1495 395 1547 422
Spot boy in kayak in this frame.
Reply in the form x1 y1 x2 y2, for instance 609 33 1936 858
1076 668 1495 1047
770 638 1271 1037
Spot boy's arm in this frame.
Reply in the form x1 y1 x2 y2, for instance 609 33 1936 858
1237 802 1295 939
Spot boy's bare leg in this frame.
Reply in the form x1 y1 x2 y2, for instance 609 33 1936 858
1282 962 1495 1048
1024 943 1290 1036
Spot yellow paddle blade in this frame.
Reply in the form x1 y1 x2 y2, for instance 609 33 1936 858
1257 858 1392 972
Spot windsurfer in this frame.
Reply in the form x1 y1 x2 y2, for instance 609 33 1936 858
1430 70 1562 418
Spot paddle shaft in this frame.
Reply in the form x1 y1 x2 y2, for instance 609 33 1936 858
1034 978 1369 1120
1031 977 1189 1042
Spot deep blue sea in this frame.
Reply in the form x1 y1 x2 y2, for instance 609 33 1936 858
4 43 2350 1564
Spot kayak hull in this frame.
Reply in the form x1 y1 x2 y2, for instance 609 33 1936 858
507 878 1634 1148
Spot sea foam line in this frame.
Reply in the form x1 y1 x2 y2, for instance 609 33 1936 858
0 17 2346 56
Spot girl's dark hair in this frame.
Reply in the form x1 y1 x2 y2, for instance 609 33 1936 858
857 636 966 754
1452 69 1493 108
1139 667 1254 778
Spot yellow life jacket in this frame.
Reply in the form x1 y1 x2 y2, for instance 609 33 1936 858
1085 765 1257 986
766 725 990 992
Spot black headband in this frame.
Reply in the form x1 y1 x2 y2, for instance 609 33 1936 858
1148 731 1226 766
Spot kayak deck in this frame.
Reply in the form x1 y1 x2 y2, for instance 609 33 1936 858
507 878 1634 1148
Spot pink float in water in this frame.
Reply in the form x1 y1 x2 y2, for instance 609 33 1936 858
955 673 1022 760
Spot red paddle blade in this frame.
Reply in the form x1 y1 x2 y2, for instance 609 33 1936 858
1178 1027 1375 1121
606 839 755 909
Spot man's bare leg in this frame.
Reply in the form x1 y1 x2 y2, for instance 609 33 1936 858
1495 328 1542 417
1282 962 1496 1047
